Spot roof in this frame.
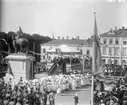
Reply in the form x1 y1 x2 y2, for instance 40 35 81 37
41 39 85 46
84 38 93 46
100 28 127 37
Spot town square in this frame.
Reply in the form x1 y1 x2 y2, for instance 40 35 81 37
0 0 127 105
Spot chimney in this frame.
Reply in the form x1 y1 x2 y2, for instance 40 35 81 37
122 26 125 29
62 37 64 40
76 36 79 40
52 33 55 39
67 36 69 40
115 26 117 30
58 36 60 39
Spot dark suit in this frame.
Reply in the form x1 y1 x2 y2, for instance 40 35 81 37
74 95 79 105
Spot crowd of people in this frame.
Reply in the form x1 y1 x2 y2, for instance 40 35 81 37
0 74 91 105
94 74 127 105
93 63 127 105
34 62 49 74
52 57 80 64
103 64 126 76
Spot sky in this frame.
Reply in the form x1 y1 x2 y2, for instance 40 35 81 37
1 0 127 39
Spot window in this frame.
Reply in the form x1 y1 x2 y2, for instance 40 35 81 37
123 41 127 45
115 39 119 44
109 47 113 56
102 59 106 63
114 47 119 56
43 48 46 53
80 50 82 54
43 56 45 60
123 48 127 56
103 47 107 55
114 60 118 65
86 50 90 55
108 59 112 65
109 39 113 44
103 39 107 44
122 60 126 65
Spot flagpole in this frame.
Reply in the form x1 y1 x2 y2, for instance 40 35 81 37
91 41 95 105
91 12 96 105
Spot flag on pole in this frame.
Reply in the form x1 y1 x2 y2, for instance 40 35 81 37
93 12 104 76
91 12 105 105
7 62 14 78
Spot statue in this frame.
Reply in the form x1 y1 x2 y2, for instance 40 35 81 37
12 26 28 53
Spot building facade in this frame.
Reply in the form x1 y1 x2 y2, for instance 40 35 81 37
40 37 85 62
100 27 127 65
40 27 127 65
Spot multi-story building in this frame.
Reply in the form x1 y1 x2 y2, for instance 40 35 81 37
40 36 85 62
100 27 127 65
40 27 127 66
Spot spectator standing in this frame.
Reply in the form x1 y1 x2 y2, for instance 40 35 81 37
49 91 55 105
74 94 79 105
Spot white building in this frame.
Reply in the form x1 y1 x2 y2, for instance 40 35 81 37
100 27 127 65
40 36 85 62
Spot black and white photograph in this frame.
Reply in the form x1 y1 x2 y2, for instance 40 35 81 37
0 0 127 105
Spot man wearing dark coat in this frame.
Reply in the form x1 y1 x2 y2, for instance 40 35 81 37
41 91 47 105
74 94 79 105
49 92 55 105
34 91 41 105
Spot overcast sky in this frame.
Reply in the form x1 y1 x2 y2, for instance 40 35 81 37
1 0 127 39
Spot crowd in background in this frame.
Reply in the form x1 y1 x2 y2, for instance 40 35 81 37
103 64 126 76
34 56 82 74
34 62 49 74
52 57 80 64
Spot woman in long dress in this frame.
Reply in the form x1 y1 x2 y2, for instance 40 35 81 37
57 85 61 94
72 80 76 90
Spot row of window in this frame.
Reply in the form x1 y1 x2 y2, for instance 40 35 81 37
42 48 60 53
42 47 81 53
103 39 119 45
103 47 127 56
103 38 127 45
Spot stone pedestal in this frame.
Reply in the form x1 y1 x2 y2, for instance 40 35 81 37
5 53 34 82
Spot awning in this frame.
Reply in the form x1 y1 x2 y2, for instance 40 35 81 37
59 44 80 53
47 49 56 52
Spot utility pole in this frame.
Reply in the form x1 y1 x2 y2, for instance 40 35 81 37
32 42 35 79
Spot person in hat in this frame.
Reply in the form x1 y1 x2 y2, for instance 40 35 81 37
34 90 41 105
122 100 127 105
74 94 79 105
41 90 47 105
49 91 55 105
8 98 15 105
28 89 34 105
3 92 11 105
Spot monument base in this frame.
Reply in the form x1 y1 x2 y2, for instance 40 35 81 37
5 53 34 82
